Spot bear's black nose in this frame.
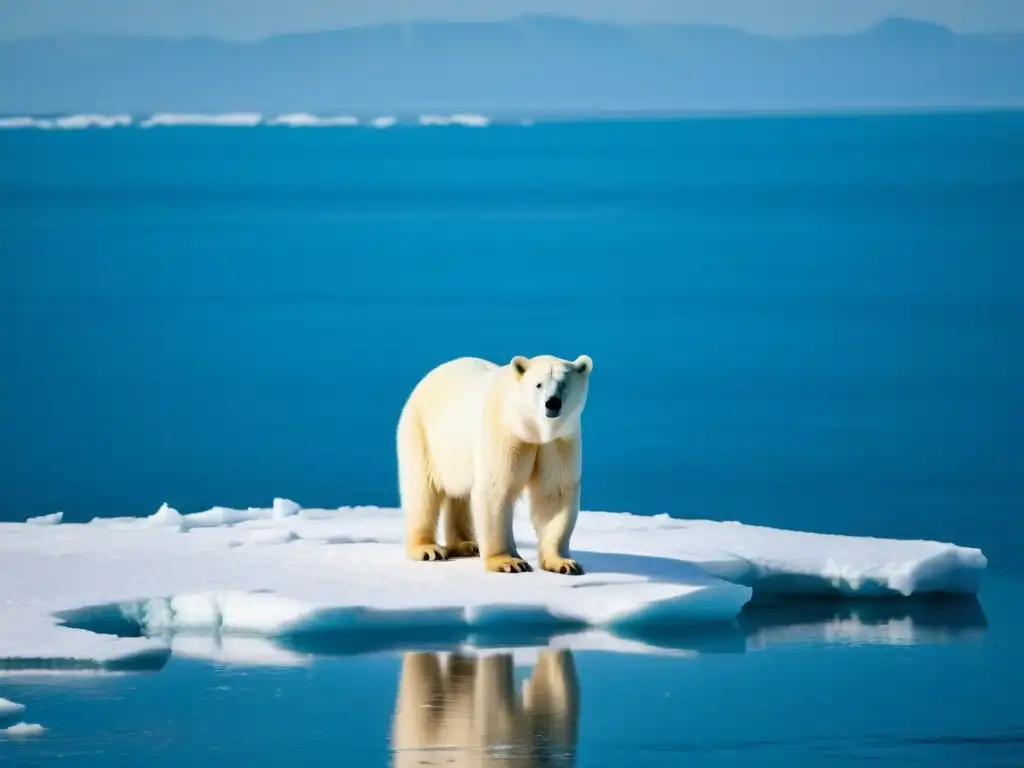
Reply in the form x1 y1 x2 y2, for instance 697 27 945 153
544 396 562 417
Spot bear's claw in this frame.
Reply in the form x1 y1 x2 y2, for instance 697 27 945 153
409 544 449 562
486 555 533 573
542 558 585 576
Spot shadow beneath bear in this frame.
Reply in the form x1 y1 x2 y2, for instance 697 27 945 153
390 650 580 768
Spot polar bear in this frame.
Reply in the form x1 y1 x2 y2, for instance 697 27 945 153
396 354 593 575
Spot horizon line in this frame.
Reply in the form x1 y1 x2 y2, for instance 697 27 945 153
5 14 1024 46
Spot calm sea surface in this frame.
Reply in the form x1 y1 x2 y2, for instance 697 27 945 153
1 113 1022 764
0 573 1020 766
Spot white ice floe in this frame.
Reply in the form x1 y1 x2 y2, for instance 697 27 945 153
25 511 63 526
1 722 46 737
0 502 985 673
0 698 26 717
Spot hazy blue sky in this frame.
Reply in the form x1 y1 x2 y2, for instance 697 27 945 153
1 0 1022 40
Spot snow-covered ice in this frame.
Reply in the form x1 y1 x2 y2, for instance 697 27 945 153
0 501 985 674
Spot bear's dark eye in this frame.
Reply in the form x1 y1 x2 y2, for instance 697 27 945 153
535 383 542 389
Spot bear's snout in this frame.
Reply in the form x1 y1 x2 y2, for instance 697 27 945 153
544 395 563 418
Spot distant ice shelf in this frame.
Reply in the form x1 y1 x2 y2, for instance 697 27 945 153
0 112 515 130
0 501 985 674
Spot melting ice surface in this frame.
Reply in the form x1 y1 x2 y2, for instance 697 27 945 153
0 501 985 673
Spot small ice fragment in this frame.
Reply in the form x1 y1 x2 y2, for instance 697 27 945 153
0 698 26 717
147 502 184 530
2 722 46 737
25 511 62 526
272 498 300 519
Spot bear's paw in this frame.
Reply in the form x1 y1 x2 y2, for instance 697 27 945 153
485 555 533 574
447 540 480 558
408 544 449 562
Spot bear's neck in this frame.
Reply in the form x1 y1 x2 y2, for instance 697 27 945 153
505 410 579 445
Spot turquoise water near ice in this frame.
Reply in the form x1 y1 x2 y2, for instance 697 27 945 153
1 112 1022 764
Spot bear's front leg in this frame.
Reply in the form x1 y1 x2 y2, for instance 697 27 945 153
472 486 532 574
443 496 479 559
527 481 584 576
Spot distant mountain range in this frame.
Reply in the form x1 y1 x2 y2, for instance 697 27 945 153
1 15 1022 115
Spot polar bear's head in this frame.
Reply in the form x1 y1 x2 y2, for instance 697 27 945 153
508 354 593 443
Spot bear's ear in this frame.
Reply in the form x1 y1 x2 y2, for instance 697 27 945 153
573 355 593 375
510 356 530 378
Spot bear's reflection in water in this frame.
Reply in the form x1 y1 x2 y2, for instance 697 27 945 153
391 650 580 767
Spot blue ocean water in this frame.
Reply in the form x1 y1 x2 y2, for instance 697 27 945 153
1 113 1023 764
2 113 1022 556
0 576 1019 766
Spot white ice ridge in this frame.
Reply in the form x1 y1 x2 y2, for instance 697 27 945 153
26 511 63 526
0 113 513 130
419 113 491 127
0 502 985 673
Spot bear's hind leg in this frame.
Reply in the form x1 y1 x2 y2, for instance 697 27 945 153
399 449 448 562
398 407 451 562
443 496 479 558
404 487 447 561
